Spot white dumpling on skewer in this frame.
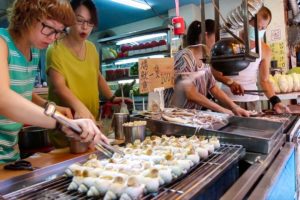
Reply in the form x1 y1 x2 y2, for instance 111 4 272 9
103 190 117 200
78 177 98 193
195 147 209 159
202 143 215 153
108 176 127 197
125 176 145 200
83 158 103 168
176 160 193 171
209 137 221 149
138 169 160 193
64 164 91 177
67 169 85 191
154 165 173 184
186 148 200 164
120 193 133 200
94 176 114 195
87 186 100 197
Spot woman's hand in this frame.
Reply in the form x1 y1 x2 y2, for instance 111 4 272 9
61 118 109 144
113 97 133 103
229 81 244 95
74 107 95 121
221 108 234 116
55 105 73 119
232 106 250 117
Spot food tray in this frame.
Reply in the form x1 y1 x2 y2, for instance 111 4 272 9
133 115 284 154
205 116 284 154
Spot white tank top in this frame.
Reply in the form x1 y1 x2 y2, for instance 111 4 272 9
221 41 262 102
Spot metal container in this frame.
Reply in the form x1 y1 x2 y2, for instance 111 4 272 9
131 115 284 154
69 138 90 154
123 125 146 144
113 113 129 140
18 126 51 150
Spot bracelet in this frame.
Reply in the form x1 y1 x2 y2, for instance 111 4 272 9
269 95 281 107
109 95 116 102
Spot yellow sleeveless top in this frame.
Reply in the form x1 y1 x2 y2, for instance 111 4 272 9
46 40 100 119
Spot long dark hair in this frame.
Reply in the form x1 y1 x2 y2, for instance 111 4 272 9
70 0 98 26
186 19 215 46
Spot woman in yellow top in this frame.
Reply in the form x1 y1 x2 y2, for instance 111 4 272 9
46 0 123 147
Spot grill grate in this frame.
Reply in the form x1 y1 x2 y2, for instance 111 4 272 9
3 144 243 200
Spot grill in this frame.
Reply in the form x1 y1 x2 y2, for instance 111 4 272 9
2 144 244 200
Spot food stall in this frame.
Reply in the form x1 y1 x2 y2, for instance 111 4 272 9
0 0 299 199
0 107 299 199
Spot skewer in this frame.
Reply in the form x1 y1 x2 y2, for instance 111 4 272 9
163 188 184 194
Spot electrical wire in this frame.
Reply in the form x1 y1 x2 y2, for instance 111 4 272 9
142 0 166 20
211 0 229 29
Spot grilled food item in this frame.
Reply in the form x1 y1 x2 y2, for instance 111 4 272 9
65 135 221 198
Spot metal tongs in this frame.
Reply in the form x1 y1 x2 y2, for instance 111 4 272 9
44 102 124 157
244 90 266 96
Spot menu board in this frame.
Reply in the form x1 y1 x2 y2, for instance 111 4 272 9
269 42 286 68
138 58 174 94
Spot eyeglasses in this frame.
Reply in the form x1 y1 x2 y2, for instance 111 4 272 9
76 17 95 28
40 22 67 39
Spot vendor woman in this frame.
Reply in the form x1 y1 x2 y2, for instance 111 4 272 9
0 0 108 164
164 20 249 117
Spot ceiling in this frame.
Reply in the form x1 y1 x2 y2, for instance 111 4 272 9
0 0 212 31
95 0 211 31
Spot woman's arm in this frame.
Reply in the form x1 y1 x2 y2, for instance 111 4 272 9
98 73 113 99
47 68 95 120
0 38 107 143
32 93 73 118
184 84 233 115
0 38 56 128
211 68 244 95
210 86 249 117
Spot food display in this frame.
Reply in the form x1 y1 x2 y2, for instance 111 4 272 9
252 115 290 123
65 135 220 199
123 121 147 127
269 73 300 94
141 108 229 129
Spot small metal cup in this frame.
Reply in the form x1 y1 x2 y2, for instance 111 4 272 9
113 113 129 140
123 125 146 144
69 138 90 154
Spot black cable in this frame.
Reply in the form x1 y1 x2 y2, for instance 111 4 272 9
143 0 166 20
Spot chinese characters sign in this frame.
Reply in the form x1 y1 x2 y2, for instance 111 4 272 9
138 58 174 94
269 42 286 68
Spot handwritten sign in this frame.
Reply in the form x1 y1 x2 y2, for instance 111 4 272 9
269 42 286 68
138 58 174 94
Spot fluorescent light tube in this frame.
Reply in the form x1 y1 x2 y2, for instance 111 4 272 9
116 33 167 45
118 79 139 84
114 54 166 65
111 0 151 10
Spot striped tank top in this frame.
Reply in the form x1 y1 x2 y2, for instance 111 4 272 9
0 28 39 163
164 48 216 110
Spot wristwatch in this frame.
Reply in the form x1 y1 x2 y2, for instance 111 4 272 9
226 78 234 86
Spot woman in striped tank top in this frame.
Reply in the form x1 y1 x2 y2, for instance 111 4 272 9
0 0 108 164
165 20 249 117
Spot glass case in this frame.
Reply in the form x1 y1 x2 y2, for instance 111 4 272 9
98 26 174 85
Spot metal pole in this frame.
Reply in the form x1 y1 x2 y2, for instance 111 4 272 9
243 0 250 56
254 15 260 55
201 0 206 45
214 0 220 42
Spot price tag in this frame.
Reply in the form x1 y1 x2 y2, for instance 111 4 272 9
138 58 174 94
